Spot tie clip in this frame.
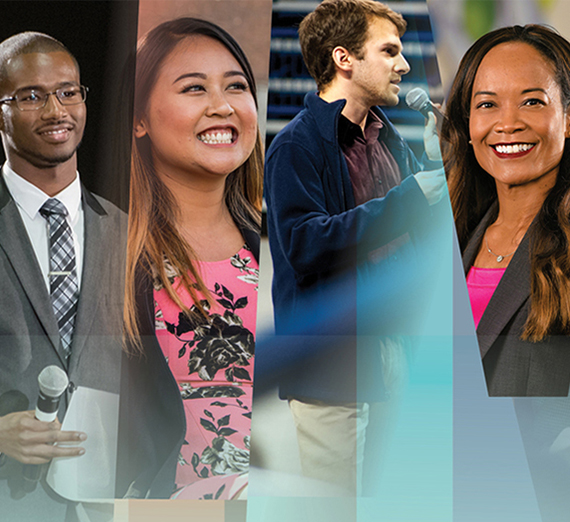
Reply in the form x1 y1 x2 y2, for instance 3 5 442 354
49 271 73 276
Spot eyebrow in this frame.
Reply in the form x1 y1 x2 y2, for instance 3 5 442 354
173 70 248 84
522 88 548 95
17 81 79 91
473 88 548 97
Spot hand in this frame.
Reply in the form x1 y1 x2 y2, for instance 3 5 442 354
0 410 86 464
423 112 442 161
414 167 447 206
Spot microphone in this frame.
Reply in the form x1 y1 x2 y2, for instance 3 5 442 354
405 87 445 132
36 366 69 422
23 366 69 491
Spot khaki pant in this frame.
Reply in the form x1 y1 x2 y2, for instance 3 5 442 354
289 399 369 495
288 336 409 496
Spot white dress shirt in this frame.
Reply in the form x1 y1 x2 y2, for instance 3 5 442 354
2 164 84 291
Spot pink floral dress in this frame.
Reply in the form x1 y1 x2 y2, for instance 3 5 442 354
153 246 258 500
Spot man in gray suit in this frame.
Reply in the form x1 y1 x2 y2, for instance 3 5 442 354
0 32 124 521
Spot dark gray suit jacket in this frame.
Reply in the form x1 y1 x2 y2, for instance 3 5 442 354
0 175 126 521
463 204 570 397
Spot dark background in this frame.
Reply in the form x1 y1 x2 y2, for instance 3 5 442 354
0 1 140 211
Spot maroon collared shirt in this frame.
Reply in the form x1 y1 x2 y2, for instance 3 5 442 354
338 111 402 206
338 110 409 262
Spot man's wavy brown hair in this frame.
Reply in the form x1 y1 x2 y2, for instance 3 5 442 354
298 0 406 91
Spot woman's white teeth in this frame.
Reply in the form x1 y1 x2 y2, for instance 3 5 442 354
495 143 534 154
198 130 233 144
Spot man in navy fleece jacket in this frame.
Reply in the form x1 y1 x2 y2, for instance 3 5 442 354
263 0 446 493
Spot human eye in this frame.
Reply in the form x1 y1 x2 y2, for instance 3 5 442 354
17 89 43 103
474 100 495 109
180 84 205 94
58 87 81 101
523 98 545 107
227 81 249 92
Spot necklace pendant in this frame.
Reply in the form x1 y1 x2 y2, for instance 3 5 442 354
496 255 504 263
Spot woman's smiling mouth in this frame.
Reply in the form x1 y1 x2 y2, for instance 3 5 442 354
491 142 536 158
197 129 235 145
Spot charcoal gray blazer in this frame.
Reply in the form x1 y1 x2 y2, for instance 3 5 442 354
0 175 126 521
463 204 570 397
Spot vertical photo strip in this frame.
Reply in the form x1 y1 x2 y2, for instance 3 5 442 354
252 1 453 521
0 2 135 522
118 1 271 521
431 1 570 521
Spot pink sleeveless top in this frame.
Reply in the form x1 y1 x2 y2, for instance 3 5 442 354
153 246 258 499
466 266 506 329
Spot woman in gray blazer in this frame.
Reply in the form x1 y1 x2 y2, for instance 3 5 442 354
442 24 570 396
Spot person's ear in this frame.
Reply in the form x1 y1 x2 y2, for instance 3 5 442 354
133 118 148 139
565 111 570 139
331 46 354 73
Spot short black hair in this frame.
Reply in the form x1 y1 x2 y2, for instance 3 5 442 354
0 31 79 85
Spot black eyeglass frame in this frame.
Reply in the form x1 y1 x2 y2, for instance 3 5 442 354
0 85 89 111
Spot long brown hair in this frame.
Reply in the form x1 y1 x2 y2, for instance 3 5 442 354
125 18 263 347
441 24 570 341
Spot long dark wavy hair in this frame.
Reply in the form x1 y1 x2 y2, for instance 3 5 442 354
125 18 263 346
442 24 570 342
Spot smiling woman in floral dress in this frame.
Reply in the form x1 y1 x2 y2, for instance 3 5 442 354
119 18 263 500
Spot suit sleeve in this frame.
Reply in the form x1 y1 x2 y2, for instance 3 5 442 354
264 138 432 280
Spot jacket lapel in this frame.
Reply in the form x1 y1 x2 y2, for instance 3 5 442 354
68 188 111 370
462 203 532 359
462 209 493 273
0 176 63 359
477 238 530 359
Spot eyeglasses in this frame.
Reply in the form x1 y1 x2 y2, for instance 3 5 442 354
0 85 88 111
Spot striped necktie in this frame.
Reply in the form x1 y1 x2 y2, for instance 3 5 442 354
39 198 79 359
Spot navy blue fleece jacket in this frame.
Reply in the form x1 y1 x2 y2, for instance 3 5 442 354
263 92 438 400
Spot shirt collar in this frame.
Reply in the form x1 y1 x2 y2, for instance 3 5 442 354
338 110 384 146
2 163 82 220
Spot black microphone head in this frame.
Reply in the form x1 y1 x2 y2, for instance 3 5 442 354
38 366 69 399
405 87 430 111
